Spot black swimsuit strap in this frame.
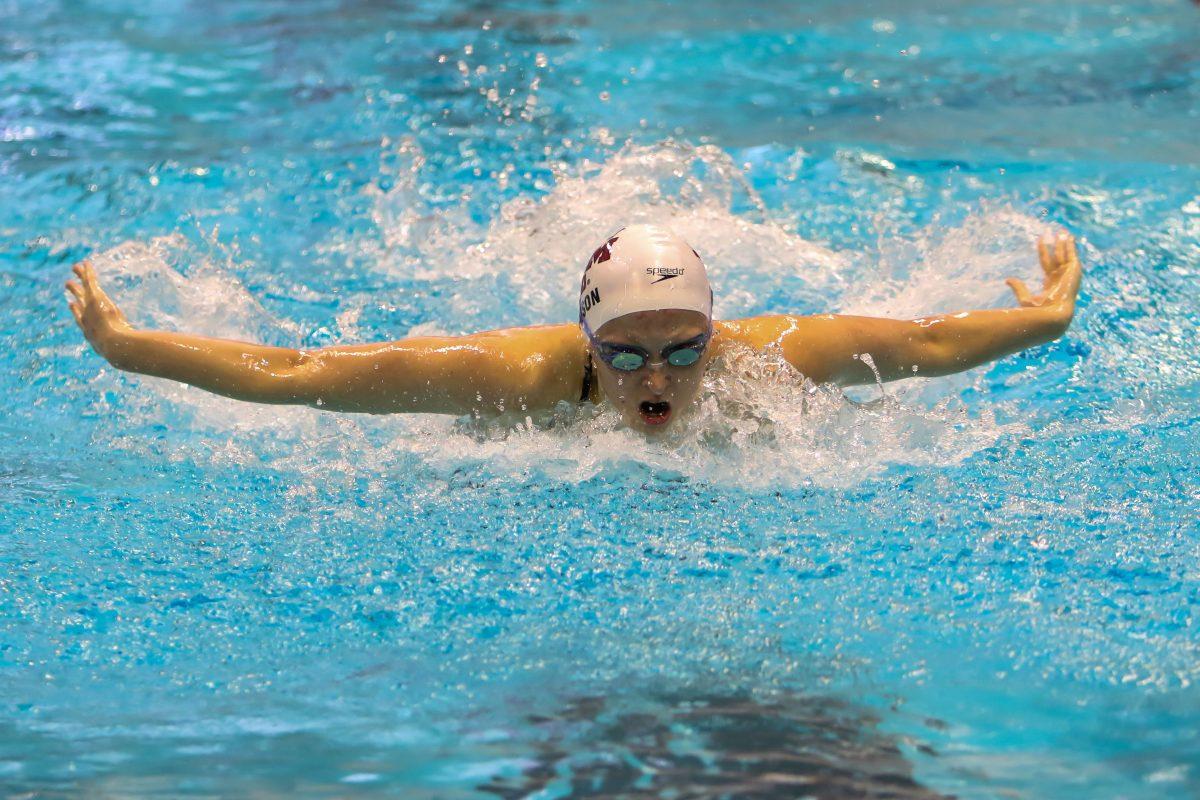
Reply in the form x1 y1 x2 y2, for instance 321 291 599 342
580 353 594 403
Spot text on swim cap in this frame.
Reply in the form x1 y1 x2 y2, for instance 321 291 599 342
580 286 601 315
646 266 684 284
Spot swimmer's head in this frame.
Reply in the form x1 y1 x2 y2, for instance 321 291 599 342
579 224 713 335
579 225 715 433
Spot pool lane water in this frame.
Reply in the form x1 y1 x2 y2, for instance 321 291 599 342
2 1 1199 796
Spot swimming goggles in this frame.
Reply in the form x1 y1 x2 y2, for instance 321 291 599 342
585 326 712 372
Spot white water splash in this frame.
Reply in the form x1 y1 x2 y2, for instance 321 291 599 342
87 140 1049 489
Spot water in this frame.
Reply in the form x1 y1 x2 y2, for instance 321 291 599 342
2 0 1199 796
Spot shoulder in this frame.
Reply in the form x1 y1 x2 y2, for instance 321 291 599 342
468 321 585 348
713 314 846 383
471 322 587 367
469 322 589 407
715 314 843 349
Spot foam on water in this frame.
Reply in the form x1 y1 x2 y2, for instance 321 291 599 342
85 140 1051 490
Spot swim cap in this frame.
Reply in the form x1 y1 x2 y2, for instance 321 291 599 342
578 224 713 335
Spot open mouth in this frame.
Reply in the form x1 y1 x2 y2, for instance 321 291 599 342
638 401 672 426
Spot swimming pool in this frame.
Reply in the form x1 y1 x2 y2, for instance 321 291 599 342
2 0 1199 795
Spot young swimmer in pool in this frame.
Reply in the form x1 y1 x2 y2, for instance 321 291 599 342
66 224 1082 434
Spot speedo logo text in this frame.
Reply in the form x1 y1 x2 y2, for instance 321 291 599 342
646 267 684 284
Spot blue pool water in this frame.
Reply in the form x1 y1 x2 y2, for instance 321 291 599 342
3 0 1199 796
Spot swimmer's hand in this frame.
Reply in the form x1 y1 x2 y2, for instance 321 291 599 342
1005 231 1082 319
66 259 134 364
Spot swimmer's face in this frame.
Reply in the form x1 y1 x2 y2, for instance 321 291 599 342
590 310 713 434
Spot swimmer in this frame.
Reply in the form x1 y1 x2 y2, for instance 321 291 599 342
66 224 1082 433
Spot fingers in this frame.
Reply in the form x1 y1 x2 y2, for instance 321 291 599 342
68 259 131 339
1053 233 1082 304
1006 277 1036 307
1038 235 1054 273
1038 231 1078 267
72 260 95 286
72 259 125 319
1060 233 1078 266
1030 229 1082 309
1054 232 1072 264
72 260 97 303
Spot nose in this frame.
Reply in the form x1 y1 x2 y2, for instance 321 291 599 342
642 364 669 395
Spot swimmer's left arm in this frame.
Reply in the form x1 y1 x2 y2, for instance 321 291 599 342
66 259 584 414
777 231 1082 386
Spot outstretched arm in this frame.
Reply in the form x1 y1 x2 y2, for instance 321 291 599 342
65 261 584 414
769 231 1082 386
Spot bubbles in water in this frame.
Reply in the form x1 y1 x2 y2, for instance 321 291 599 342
90 234 293 343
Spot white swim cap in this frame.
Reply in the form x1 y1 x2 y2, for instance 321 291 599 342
578 224 713 335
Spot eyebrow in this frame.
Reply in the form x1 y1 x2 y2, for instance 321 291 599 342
599 332 708 352
599 329 707 346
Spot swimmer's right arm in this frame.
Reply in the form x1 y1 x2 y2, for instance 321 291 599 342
66 261 585 415
740 231 1082 386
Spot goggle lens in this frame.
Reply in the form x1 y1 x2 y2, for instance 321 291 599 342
610 352 645 371
667 348 701 367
